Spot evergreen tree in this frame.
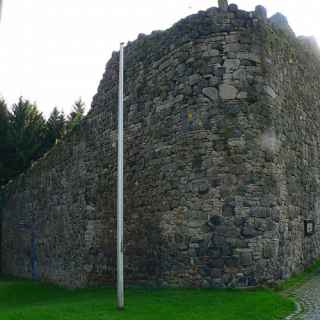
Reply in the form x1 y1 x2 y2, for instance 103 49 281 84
0 98 12 185
0 97 87 186
0 98 8 137
46 107 65 148
8 97 47 173
66 98 85 133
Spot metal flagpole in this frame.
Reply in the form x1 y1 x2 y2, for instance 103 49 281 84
117 42 125 310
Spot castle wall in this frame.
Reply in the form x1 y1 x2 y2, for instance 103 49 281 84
259 24 320 279
1 3 320 288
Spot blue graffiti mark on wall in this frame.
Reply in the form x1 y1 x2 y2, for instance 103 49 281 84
17 222 38 280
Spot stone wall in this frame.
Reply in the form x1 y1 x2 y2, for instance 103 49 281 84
1 1 320 288
259 21 320 279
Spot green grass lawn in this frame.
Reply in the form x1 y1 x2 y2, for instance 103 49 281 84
0 277 294 320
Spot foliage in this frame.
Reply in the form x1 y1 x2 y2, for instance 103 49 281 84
0 97 86 186
0 98 8 137
46 107 65 148
8 97 47 173
66 98 86 133
0 98 12 185
0 278 294 320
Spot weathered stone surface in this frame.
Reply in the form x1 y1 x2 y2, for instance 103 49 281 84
255 5 267 22
208 215 223 228
1 1 320 290
264 85 277 98
219 84 238 100
228 4 238 12
237 249 253 267
202 87 218 101
237 91 247 99
241 224 257 238
269 12 295 37
224 59 240 72
218 0 229 12
222 199 236 217
263 243 274 259
203 49 220 57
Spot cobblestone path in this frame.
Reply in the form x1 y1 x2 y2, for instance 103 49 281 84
285 273 320 320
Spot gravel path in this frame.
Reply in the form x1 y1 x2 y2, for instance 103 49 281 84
285 273 320 320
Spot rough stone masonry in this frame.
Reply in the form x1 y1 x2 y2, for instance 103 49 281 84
2 1 320 288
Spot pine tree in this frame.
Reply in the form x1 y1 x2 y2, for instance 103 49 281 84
67 98 85 130
0 98 8 142
46 107 65 148
66 98 86 133
0 98 12 185
8 97 47 173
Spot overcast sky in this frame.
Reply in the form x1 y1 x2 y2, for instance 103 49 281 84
0 0 318 117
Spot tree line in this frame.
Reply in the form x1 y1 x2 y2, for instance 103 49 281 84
0 97 86 186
